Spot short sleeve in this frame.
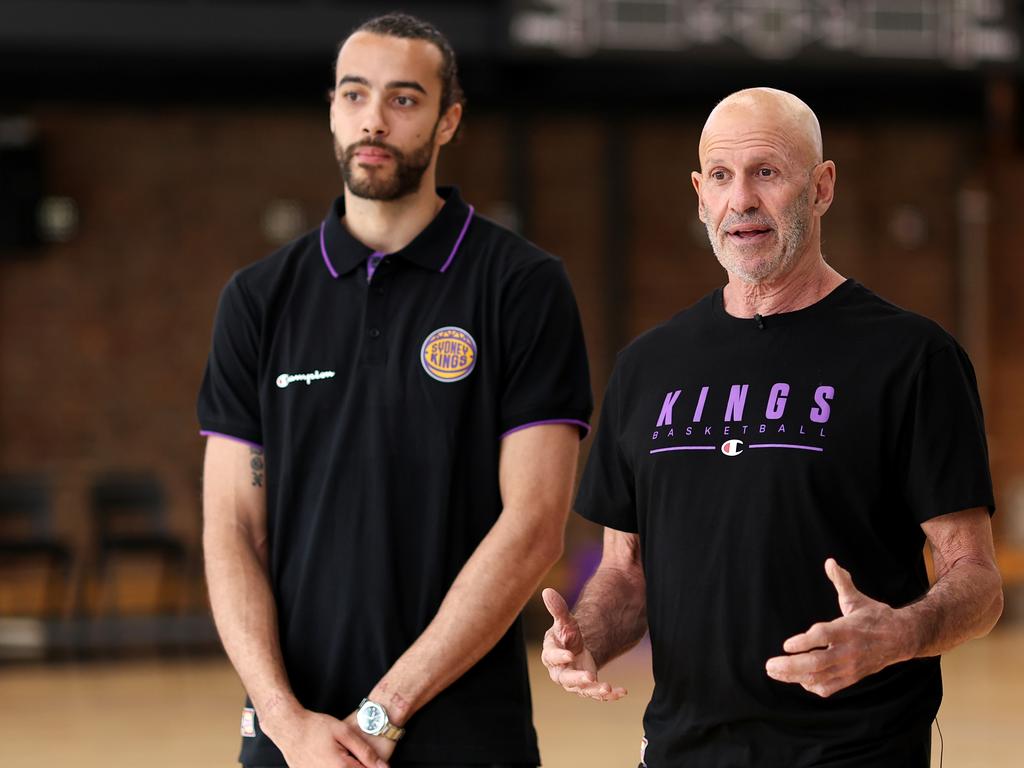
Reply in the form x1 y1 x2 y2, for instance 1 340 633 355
902 341 995 523
498 257 592 438
197 274 263 446
574 362 638 533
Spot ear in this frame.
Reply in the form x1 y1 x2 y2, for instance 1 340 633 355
691 170 706 223
435 102 463 146
812 160 836 216
328 91 336 135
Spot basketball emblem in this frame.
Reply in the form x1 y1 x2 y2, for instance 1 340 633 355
420 326 477 382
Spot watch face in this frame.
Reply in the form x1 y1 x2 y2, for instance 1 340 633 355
357 702 386 735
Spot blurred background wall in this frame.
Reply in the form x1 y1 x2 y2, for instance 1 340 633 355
0 0 1022 700
2 2 1024 766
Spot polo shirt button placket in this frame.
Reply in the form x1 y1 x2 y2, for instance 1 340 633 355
364 258 389 365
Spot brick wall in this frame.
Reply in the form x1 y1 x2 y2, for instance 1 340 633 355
1 109 340 563
1 105 1021 614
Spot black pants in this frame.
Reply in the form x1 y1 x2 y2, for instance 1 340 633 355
634 726 931 768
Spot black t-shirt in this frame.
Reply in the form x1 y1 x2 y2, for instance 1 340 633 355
576 279 994 768
198 188 592 765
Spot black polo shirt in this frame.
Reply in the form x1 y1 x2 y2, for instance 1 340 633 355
198 187 592 766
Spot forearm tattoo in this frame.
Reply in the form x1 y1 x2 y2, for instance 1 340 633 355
249 446 265 487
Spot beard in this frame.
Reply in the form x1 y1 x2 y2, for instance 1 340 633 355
704 186 811 284
335 126 437 202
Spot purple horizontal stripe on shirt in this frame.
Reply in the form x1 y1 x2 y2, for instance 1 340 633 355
500 418 591 440
748 443 824 452
200 430 264 451
649 445 716 454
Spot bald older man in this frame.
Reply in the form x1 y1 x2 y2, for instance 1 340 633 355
540 88 1003 767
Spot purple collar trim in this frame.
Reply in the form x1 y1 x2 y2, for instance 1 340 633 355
320 221 339 279
318 189 473 278
366 251 385 282
440 205 475 273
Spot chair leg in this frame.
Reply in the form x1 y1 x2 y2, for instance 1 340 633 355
44 556 65 617
93 557 115 617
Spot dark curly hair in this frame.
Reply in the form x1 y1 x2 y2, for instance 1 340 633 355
339 12 466 139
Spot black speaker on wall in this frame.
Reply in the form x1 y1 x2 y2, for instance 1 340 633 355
0 131 43 253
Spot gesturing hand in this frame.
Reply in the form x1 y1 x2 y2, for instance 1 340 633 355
540 588 627 701
765 558 909 698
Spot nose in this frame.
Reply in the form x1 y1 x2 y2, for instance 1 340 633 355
728 175 760 215
361 96 388 139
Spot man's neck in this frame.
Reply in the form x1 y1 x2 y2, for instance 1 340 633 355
722 254 845 318
342 183 444 254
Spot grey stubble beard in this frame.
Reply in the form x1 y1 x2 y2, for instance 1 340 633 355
703 185 811 284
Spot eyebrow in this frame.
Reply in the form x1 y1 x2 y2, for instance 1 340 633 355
704 155 781 169
386 80 427 94
337 75 427 95
337 75 369 88
703 157 732 172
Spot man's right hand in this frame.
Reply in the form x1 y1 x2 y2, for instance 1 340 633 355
262 706 389 768
540 588 627 701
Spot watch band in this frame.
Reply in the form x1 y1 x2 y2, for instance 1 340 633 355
378 721 405 741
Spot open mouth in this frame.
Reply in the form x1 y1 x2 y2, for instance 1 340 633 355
727 225 773 241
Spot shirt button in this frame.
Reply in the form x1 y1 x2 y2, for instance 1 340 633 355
375 286 385 295
368 327 381 338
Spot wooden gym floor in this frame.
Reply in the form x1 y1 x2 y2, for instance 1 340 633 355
1 627 1022 767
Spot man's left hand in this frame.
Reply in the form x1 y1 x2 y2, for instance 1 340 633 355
343 712 397 762
765 558 910 698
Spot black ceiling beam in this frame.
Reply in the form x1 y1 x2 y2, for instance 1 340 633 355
0 1 496 57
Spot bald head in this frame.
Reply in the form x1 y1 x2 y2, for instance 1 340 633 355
691 87 837 286
700 88 823 167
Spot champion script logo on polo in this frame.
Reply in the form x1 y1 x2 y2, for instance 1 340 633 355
421 326 477 382
276 369 336 388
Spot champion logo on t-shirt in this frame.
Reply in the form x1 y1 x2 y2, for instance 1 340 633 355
722 439 744 456
275 369 336 389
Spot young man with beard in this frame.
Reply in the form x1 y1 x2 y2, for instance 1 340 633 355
541 88 1002 767
199 13 591 768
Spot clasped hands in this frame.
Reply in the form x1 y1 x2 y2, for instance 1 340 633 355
262 705 394 768
541 558 910 701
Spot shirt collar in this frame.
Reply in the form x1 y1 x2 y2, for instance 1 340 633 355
319 186 475 278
